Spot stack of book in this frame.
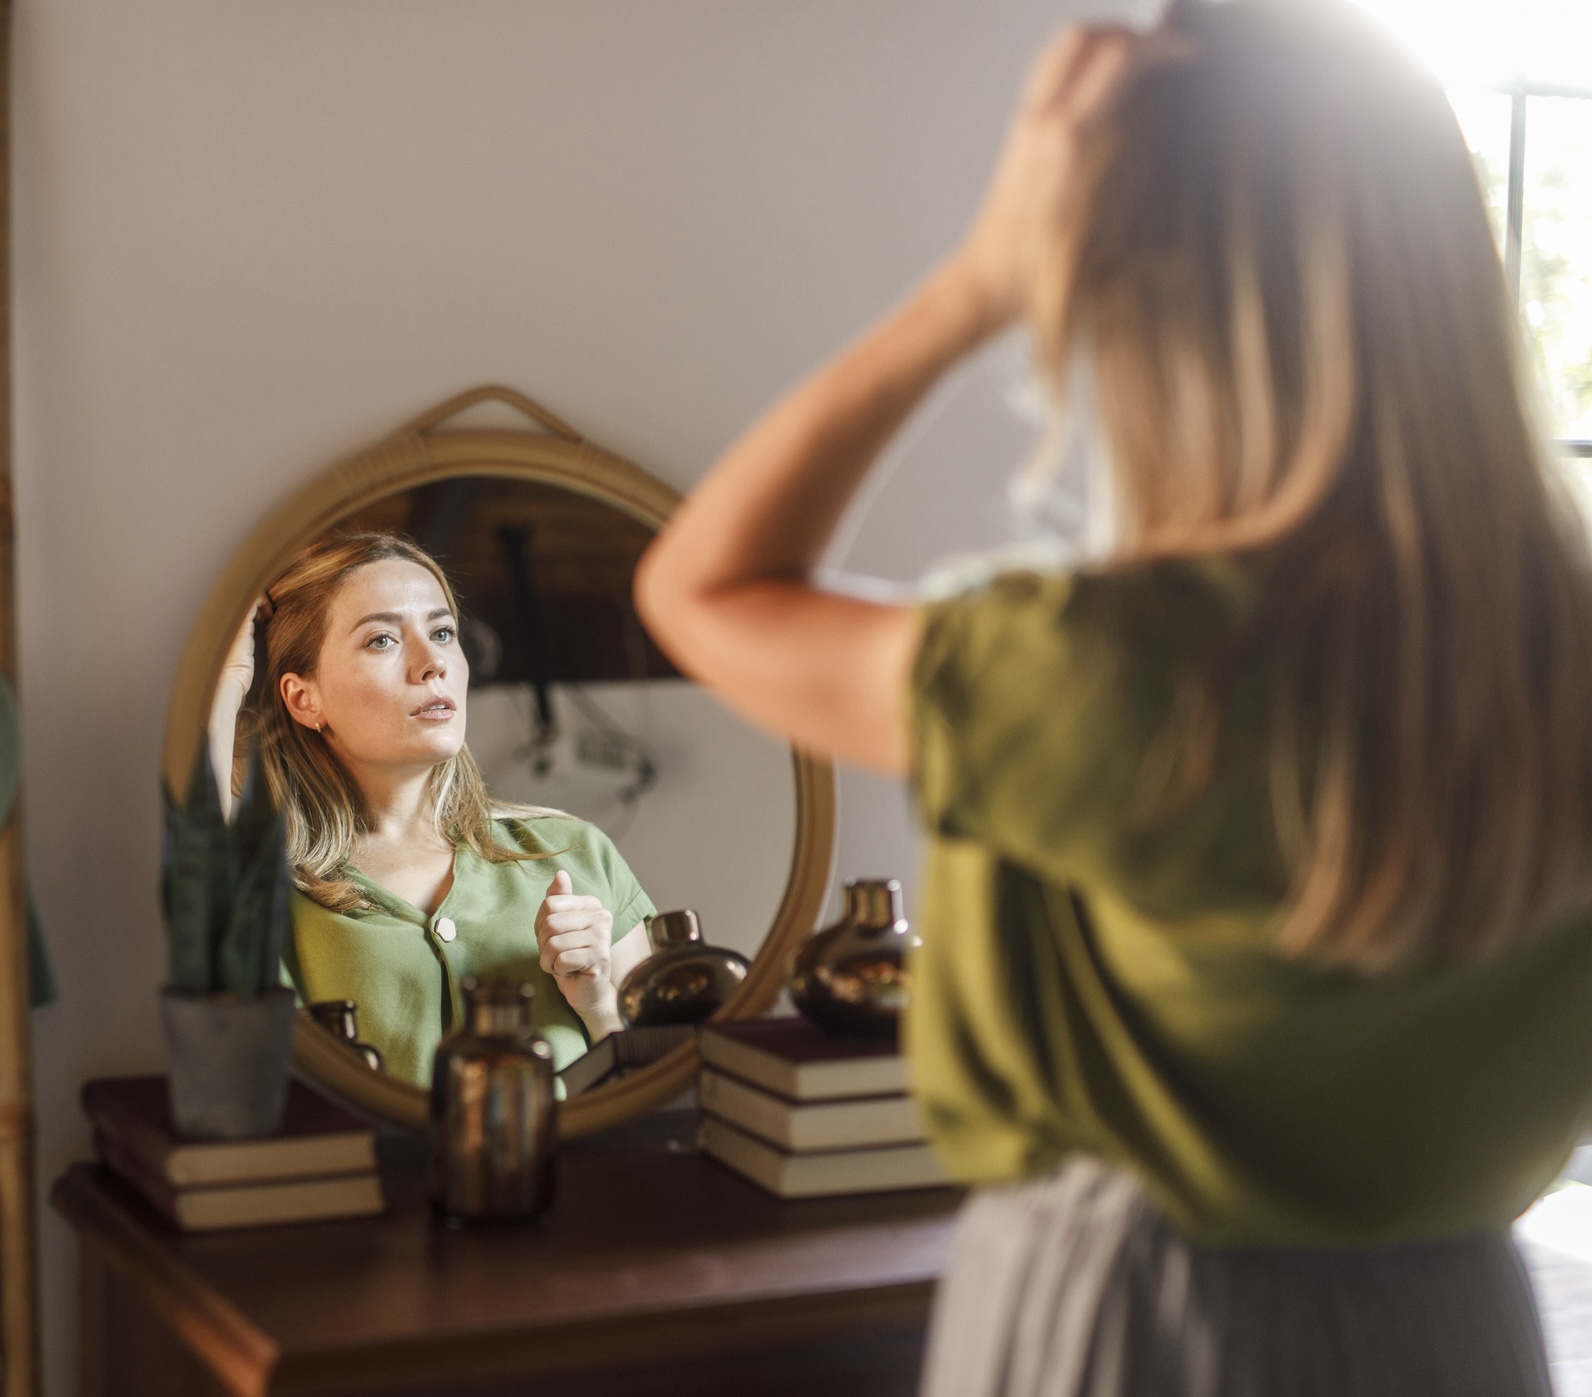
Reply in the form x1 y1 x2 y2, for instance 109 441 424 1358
697 1017 949 1198
556 1023 696 1097
82 1076 386 1232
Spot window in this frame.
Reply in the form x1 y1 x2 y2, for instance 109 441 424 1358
1355 1 1592 457
1451 84 1592 456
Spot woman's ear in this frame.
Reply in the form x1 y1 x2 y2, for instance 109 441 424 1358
280 673 324 733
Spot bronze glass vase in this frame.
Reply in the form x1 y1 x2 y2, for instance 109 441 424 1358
617 909 750 1028
307 999 385 1072
428 977 556 1223
788 878 921 1042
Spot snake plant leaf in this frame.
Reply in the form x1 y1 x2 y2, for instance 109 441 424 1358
229 738 274 866
254 811 291 994
164 737 292 998
220 809 289 996
218 742 291 997
162 743 231 996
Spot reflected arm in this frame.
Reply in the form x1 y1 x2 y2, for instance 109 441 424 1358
207 603 261 821
609 921 651 990
572 921 651 1044
207 694 242 822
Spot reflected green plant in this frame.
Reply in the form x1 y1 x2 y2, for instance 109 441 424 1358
162 740 290 998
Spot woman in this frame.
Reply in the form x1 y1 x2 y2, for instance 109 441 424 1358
636 2 1591 1393
211 532 656 1086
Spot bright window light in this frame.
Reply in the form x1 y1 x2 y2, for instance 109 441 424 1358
1350 0 1592 88
1357 1 1592 447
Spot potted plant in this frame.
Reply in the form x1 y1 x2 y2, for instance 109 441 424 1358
160 740 295 1139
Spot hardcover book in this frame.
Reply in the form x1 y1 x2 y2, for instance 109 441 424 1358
697 1018 909 1102
699 1117 949 1199
556 1023 696 1097
699 1069 925 1152
81 1075 377 1188
94 1129 384 1232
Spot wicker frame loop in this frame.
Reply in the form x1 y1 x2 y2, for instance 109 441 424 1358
163 387 837 1137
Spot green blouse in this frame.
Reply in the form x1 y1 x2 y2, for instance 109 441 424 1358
284 816 656 1087
907 562 1592 1247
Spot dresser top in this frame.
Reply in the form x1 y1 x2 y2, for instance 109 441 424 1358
54 1109 962 1394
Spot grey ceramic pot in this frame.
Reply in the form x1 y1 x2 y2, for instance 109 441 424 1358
159 986 297 1139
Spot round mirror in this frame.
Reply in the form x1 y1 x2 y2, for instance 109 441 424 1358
163 387 836 1137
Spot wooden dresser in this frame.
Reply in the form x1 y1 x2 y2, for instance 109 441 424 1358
52 1110 962 1397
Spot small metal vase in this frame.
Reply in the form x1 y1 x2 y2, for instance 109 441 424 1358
307 999 386 1072
429 977 557 1224
617 910 750 1028
159 986 297 1139
788 879 921 1043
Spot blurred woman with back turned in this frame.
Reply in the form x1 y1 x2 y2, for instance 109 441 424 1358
636 2 1592 1392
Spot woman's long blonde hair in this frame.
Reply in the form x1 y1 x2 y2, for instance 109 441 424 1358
252 531 549 911
1034 0 1592 968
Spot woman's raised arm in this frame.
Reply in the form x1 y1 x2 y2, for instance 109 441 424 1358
633 28 1139 773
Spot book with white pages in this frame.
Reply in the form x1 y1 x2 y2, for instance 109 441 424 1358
697 1018 909 1102
82 1075 376 1188
94 1129 385 1232
700 1069 926 1153
556 1024 696 1097
699 1117 950 1199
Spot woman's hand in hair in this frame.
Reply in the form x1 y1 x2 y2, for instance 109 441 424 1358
635 29 1146 773
948 26 1141 336
534 870 621 1039
207 599 264 820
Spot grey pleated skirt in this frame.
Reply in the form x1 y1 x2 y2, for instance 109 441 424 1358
918 1156 1553 1397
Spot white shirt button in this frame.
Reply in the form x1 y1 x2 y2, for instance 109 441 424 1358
434 916 457 943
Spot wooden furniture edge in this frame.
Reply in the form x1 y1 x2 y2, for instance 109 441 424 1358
270 1278 937 1396
0 6 40 1391
51 1167 279 1397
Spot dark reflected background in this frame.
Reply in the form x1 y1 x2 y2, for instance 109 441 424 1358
338 479 681 688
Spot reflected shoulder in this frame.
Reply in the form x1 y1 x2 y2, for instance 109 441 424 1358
490 809 603 854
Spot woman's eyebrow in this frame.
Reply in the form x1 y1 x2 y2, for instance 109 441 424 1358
348 607 456 634
350 611 403 632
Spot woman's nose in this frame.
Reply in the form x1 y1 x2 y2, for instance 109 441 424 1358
415 644 446 683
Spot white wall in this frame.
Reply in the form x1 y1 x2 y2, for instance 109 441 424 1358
11 1 1143 1390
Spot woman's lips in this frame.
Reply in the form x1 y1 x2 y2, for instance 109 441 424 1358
412 698 457 722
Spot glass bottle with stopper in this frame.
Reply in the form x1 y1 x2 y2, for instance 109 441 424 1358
307 999 385 1073
617 909 750 1028
429 977 556 1224
788 878 921 1042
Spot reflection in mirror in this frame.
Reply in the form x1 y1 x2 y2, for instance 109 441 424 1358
210 476 796 1091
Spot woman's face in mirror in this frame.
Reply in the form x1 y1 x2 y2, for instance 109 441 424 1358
282 559 470 776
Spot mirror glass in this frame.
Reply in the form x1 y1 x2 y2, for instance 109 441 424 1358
223 474 797 1090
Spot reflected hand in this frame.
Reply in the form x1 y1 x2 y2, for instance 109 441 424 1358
208 598 266 818
534 870 616 1018
948 26 1144 334
217 599 263 716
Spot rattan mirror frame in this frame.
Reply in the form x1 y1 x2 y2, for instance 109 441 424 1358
162 386 837 1137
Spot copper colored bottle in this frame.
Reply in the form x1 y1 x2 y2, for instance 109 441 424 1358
429 977 556 1223
788 879 921 1042
617 909 750 1028
307 999 385 1073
